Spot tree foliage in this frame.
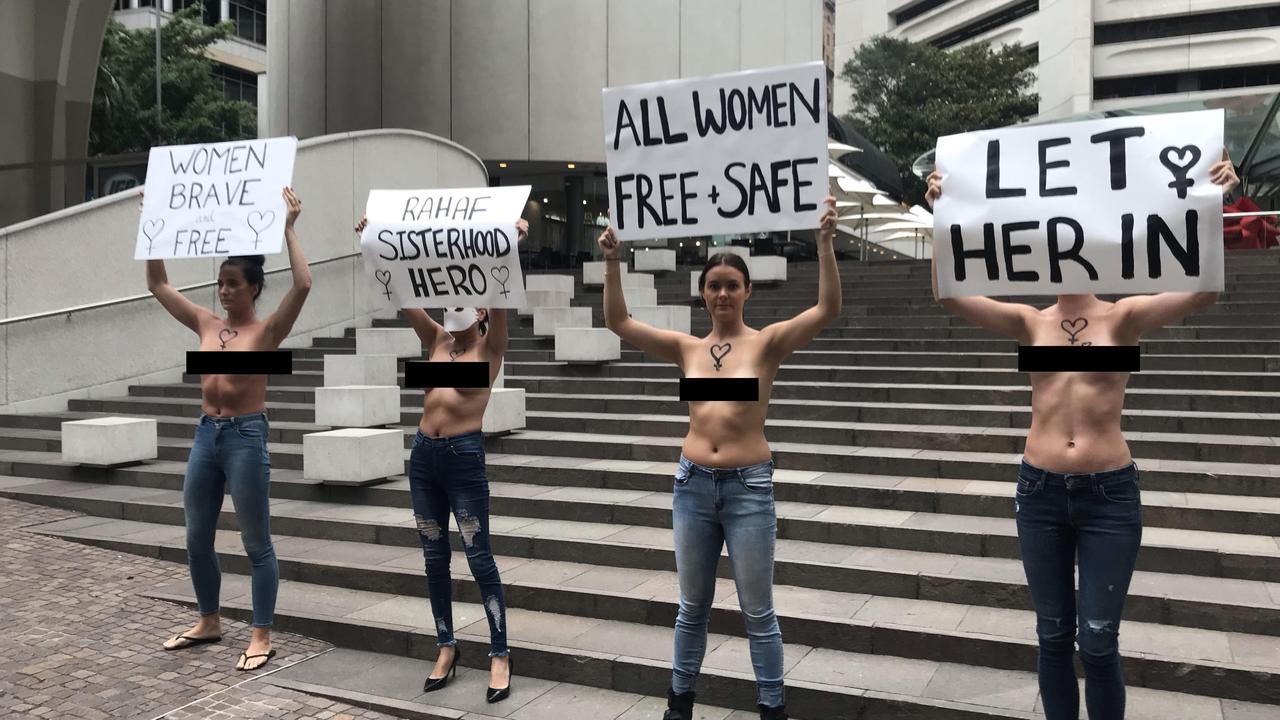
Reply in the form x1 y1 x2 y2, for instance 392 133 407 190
840 36 1039 203
90 3 256 156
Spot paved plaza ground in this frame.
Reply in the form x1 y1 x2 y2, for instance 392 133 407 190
0 496 406 720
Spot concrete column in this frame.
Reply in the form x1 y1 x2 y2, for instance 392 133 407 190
220 0 231 24
162 0 173 13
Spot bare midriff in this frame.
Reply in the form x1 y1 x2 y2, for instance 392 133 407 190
198 322 269 417
680 329 775 468
1021 305 1135 474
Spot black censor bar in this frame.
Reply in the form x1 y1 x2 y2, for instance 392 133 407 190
679 378 760 402
404 361 490 389
1018 346 1141 373
187 351 293 375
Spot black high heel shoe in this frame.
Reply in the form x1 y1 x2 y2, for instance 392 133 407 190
422 645 461 693
486 655 512 703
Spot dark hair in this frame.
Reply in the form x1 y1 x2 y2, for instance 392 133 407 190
220 255 266 300
698 252 751 293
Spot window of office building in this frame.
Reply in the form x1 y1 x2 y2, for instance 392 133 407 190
931 0 1039 49
1094 6 1280 45
214 64 258 106
891 0 954 27
228 0 267 45
1095 64 1280 100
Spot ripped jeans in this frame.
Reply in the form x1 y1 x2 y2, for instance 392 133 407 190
408 430 508 657
1015 459 1143 720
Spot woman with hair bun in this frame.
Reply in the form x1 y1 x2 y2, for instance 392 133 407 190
151 187 312 671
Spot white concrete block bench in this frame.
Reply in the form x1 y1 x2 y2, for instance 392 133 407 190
634 248 676 273
555 327 620 363
533 306 593 336
324 354 398 387
748 255 787 283
629 305 692 334
61 417 157 467
302 428 403 486
690 270 701 298
315 386 402 428
518 289 571 317
623 287 658 307
621 272 655 290
583 261 626 286
483 388 526 434
526 274 575 299
356 327 421 358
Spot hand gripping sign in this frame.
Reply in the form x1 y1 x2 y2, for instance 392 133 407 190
136 136 297 259
360 186 531 309
933 109 1225 298
603 61 828 241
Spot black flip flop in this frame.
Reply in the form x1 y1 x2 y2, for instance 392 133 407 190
237 649 276 671
164 634 223 651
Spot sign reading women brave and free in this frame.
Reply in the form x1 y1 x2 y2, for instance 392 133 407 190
603 61 828 240
933 109 1225 298
359 186 531 309
135 136 297 259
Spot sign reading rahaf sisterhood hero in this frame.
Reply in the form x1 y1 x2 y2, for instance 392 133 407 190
360 186 531 309
933 109 1225 298
603 61 827 241
135 136 298 259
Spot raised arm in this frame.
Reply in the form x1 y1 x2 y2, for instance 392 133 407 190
599 227 688 365
483 219 527 357
142 190 216 333
1114 150 1236 336
762 197 841 361
263 188 313 348
927 171 1037 343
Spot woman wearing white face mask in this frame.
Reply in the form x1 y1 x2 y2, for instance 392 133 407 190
354 217 527 703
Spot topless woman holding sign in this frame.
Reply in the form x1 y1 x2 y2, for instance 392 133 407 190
154 187 312 671
927 152 1238 720
598 198 838 720
355 216 527 703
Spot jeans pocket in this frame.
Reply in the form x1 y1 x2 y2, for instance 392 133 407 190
674 463 691 487
234 421 267 443
1099 478 1140 504
411 432 426 450
738 471 773 495
449 444 483 459
1014 475 1042 498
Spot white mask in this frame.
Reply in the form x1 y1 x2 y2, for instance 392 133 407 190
443 307 479 332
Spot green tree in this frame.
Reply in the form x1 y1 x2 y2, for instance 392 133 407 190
840 36 1039 203
90 3 256 156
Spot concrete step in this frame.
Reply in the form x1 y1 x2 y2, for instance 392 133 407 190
60 389 1280 440
22 511 1280 711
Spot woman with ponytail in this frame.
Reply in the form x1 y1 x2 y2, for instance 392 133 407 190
151 187 312 671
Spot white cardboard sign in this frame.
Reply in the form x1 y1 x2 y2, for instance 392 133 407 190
933 109 1225 298
360 186 531 309
603 61 828 241
136 136 297 259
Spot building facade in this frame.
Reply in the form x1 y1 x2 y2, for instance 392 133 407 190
266 0 827 266
834 0 1280 120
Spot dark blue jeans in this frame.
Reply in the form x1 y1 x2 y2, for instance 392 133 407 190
1015 459 1143 720
408 430 508 657
183 412 277 627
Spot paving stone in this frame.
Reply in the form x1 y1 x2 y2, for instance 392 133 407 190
853 596 969 632
788 647 937 696
508 682 640 720
920 663 1039 712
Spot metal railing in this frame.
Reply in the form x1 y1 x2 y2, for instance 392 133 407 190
0 250 363 327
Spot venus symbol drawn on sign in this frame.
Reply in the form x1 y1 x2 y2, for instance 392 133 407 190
142 219 165 254
491 266 511 298
1159 145 1201 200
374 269 393 300
247 210 276 249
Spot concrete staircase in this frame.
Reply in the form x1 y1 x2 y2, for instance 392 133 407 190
1 251 1278 719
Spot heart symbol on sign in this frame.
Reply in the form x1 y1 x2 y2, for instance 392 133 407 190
374 269 393 299
247 211 276 248
218 328 238 349
491 266 511 297
1159 145 1201 199
710 342 732 371
142 219 165 253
